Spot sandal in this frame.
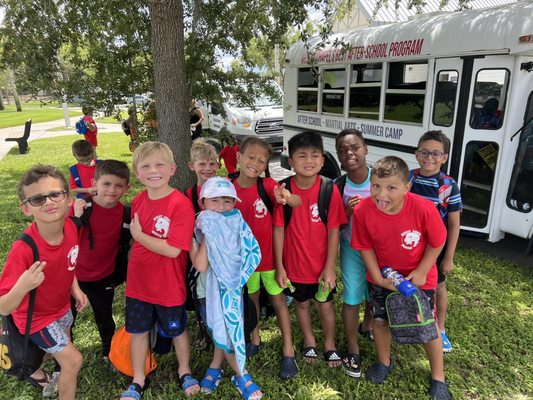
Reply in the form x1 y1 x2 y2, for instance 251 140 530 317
358 323 374 341
180 373 200 396
25 369 50 389
200 368 223 394
231 373 262 400
366 361 393 384
301 345 318 363
246 341 261 358
120 382 147 400
324 349 342 368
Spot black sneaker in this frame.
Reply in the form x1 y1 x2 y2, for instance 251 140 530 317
342 353 362 378
430 379 452 400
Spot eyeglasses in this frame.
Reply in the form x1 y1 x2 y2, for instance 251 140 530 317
22 191 69 207
416 150 447 160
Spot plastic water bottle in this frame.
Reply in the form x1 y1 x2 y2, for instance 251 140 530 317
381 266 417 298
315 280 331 302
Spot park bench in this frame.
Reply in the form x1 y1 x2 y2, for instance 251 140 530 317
5 119 32 154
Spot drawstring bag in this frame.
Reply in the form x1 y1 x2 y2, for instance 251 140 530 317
109 326 156 377
385 289 438 344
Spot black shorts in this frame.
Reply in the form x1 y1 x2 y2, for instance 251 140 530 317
436 241 448 284
285 282 336 303
369 284 435 321
125 297 187 337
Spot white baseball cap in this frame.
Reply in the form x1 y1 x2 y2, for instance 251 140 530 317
199 177 241 202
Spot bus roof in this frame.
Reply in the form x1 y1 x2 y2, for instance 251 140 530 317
287 1 533 66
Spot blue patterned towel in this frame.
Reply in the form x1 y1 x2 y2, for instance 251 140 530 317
196 209 261 374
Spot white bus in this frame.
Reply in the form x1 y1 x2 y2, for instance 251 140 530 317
282 0 533 247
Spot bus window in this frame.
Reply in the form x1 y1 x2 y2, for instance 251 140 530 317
349 63 382 120
506 92 533 213
460 141 499 228
297 68 319 112
322 68 346 115
432 70 458 127
385 62 428 124
470 69 509 129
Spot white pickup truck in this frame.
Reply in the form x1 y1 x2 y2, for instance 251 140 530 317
199 83 284 150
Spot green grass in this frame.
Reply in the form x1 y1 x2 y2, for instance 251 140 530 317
0 102 82 129
0 134 532 399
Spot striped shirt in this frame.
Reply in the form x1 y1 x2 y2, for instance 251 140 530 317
409 169 462 225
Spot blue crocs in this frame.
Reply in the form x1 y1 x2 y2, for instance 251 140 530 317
441 331 453 353
279 356 299 380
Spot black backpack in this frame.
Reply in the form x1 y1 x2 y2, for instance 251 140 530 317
74 197 132 286
279 175 335 226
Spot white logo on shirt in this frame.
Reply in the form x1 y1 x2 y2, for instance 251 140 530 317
67 245 78 271
254 198 268 218
310 203 321 223
401 230 421 250
152 215 170 238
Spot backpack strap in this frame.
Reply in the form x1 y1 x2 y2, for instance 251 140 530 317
279 177 293 227
257 177 274 215
120 205 132 244
69 165 82 188
76 196 94 249
188 185 201 214
317 176 334 226
334 174 347 198
17 234 39 372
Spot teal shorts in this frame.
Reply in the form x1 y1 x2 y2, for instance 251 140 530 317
340 237 369 306
247 270 283 296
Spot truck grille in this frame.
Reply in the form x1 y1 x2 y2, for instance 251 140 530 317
255 118 283 135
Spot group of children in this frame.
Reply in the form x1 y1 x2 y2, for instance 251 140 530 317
0 126 461 400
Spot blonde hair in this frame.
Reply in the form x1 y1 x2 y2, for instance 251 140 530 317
189 138 218 162
132 141 174 172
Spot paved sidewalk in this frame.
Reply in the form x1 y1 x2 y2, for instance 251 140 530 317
0 119 121 160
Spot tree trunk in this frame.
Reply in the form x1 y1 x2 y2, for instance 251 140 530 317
7 68 22 112
148 0 195 191
0 91 4 111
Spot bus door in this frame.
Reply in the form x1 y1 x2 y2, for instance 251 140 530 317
428 58 463 174
454 56 514 239
500 90 533 243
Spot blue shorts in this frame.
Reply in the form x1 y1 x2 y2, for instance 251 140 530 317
125 297 187 337
340 238 369 306
29 309 73 354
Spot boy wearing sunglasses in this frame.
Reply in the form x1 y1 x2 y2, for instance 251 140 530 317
410 130 463 353
0 165 88 400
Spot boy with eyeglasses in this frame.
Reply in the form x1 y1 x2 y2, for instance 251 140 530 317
410 130 462 353
0 165 88 400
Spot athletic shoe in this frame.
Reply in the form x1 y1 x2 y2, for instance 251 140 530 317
441 331 453 353
42 371 60 398
342 353 362 378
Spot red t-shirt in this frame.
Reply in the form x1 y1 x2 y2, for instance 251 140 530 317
351 192 446 290
184 185 201 213
126 190 194 306
0 219 79 334
220 145 239 174
273 176 347 283
234 178 279 272
83 115 98 147
69 162 97 189
75 201 124 282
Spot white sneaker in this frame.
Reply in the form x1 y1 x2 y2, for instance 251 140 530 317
42 371 60 398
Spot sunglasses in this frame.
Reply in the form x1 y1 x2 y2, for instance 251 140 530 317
22 191 69 207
